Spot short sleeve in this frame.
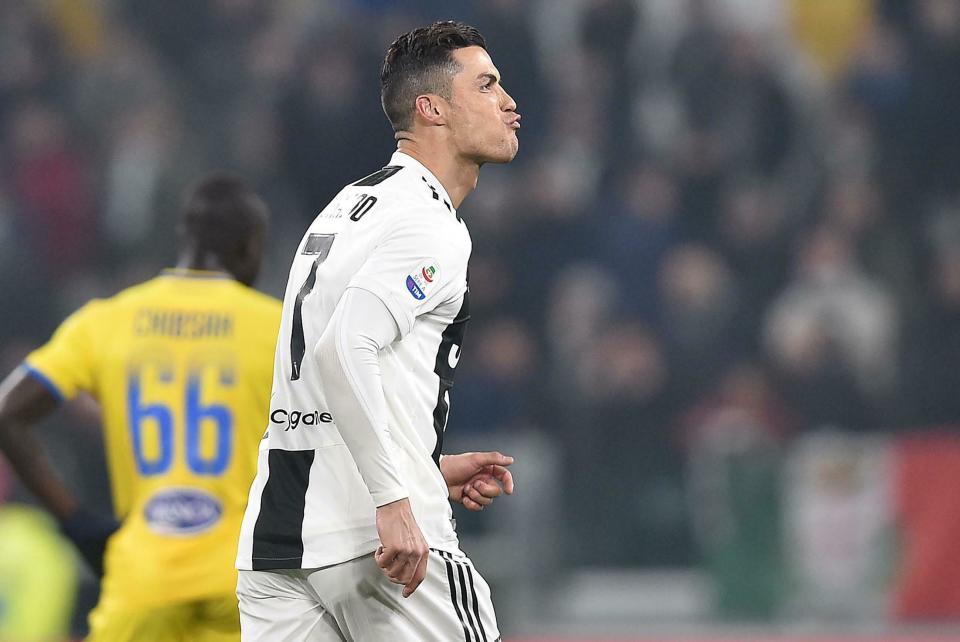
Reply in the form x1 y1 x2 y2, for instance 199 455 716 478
23 302 102 401
347 214 466 337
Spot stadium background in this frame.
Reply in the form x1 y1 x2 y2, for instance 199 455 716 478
2 0 960 639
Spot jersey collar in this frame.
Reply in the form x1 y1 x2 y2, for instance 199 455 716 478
390 151 457 218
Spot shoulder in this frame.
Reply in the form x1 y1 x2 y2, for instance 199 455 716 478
347 165 450 220
40 289 125 350
65 283 140 326
104 277 167 309
54 278 168 337
86 277 177 320
54 298 109 337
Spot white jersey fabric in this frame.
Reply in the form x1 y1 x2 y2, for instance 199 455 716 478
237 151 471 571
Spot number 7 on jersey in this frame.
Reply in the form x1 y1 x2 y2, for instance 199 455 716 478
290 233 336 380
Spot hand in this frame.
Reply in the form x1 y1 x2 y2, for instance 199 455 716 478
440 451 515 512
58 508 120 577
375 498 429 598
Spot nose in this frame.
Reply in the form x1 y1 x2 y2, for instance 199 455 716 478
500 86 517 113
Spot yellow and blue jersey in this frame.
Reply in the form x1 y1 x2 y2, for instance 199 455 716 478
23 269 280 609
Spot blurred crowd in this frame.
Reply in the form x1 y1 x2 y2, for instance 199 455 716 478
2 0 960 576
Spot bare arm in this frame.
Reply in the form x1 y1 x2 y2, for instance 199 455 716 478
0 368 78 520
0 367 118 576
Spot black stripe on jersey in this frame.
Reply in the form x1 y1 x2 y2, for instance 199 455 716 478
422 176 440 201
437 550 473 641
465 563 489 641
431 291 471 465
353 165 403 186
251 449 314 570
421 176 453 212
431 385 450 466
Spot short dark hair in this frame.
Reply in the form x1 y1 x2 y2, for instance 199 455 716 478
380 21 486 132
179 173 267 260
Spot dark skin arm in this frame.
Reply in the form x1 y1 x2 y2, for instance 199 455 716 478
0 368 79 520
0 368 118 577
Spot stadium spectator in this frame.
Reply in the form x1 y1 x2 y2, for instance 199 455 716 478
566 319 685 566
7 102 96 280
765 223 898 400
658 243 742 404
596 162 681 323
452 317 540 435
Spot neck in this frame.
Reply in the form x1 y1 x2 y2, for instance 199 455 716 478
175 251 230 276
395 136 479 209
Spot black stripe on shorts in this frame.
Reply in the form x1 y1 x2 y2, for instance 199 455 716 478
251 449 314 570
455 560 482 642
464 562 489 641
436 550 473 641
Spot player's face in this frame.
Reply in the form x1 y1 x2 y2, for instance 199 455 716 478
446 46 520 164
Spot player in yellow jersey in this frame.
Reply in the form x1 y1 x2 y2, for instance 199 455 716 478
0 174 282 642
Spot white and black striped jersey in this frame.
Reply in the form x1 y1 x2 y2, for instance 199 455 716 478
237 152 471 571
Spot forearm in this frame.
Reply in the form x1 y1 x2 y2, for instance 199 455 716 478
315 288 407 507
0 369 79 519
0 418 78 520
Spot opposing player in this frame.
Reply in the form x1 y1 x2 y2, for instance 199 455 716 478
0 174 281 641
236 20 519 641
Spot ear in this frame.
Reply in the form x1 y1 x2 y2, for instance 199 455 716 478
245 227 265 263
233 233 263 286
414 94 447 126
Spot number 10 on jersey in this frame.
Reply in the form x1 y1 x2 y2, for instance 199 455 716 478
127 362 234 476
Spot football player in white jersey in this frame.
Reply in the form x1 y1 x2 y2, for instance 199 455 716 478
236 20 520 641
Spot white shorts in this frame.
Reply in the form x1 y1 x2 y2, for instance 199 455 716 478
236 548 500 642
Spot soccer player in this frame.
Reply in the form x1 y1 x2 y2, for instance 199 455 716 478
0 174 281 642
236 20 519 641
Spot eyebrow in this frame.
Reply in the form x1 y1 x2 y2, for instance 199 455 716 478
478 73 500 85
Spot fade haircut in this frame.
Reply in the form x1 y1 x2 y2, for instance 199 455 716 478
380 20 486 132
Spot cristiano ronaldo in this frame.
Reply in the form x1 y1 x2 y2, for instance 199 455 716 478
236 20 520 642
